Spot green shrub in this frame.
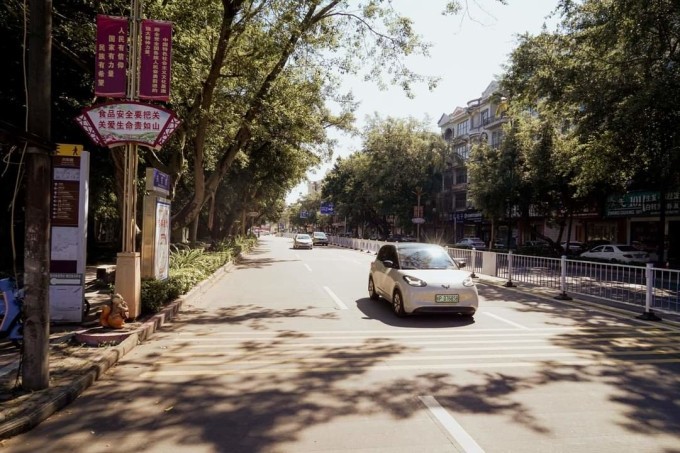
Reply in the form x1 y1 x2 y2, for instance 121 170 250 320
140 237 254 315
140 279 170 315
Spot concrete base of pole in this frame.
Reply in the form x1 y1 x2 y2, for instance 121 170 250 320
114 252 141 320
637 310 662 321
504 280 516 287
554 292 572 301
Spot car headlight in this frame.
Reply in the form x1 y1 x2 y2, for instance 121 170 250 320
403 275 427 287
462 276 475 287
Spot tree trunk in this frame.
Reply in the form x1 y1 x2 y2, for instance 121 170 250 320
23 0 52 391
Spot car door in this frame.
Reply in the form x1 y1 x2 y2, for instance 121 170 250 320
373 245 396 295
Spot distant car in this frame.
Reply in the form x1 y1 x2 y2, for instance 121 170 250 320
580 244 649 264
523 240 549 247
561 241 583 253
453 237 487 250
368 243 479 317
312 231 329 246
293 233 313 249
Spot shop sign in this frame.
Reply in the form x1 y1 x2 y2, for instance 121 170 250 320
606 191 680 217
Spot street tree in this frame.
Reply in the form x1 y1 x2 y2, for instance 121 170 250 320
504 0 680 261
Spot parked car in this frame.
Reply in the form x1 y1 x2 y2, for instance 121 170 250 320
560 241 583 253
579 244 650 264
368 243 479 317
293 233 313 249
453 237 487 250
312 231 329 246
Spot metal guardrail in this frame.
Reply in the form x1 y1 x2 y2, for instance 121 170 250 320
319 235 678 317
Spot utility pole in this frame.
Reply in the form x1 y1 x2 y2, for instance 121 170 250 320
23 0 53 390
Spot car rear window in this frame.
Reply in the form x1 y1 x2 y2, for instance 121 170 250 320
617 245 638 251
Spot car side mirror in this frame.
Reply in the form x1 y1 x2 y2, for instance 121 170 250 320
382 260 394 268
456 260 466 268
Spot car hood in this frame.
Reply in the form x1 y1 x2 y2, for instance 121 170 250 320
397 269 472 285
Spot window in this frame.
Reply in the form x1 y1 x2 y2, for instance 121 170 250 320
481 109 489 125
456 120 469 136
455 192 467 210
454 144 469 160
491 131 503 149
455 168 467 185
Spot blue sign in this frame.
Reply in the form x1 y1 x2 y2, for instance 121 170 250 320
320 202 334 215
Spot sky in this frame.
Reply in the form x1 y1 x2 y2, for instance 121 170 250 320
286 0 560 204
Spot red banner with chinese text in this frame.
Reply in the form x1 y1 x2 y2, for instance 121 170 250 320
95 15 128 98
139 20 173 101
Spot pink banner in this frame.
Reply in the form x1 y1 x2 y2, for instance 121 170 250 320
139 20 173 101
95 15 128 98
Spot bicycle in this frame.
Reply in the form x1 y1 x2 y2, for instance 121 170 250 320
0 277 24 348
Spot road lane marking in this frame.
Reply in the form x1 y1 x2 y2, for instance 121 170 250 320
482 312 530 329
150 348 680 366
304 264 312 272
174 326 674 335
324 286 348 310
419 395 485 453
139 357 680 378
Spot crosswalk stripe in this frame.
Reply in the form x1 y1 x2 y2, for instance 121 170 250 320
139 357 680 378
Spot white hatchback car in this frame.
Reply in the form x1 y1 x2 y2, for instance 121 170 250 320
368 243 479 317
580 244 649 264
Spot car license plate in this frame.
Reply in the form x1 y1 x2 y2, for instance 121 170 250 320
435 294 459 304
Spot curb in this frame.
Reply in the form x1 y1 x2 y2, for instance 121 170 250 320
0 259 236 440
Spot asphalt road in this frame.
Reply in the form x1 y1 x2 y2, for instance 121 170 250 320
5 236 680 452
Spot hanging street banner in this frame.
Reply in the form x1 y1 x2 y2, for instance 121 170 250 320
139 19 173 101
95 15 128 98
75 101 181 149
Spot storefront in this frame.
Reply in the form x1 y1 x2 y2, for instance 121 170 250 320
607 190 680 263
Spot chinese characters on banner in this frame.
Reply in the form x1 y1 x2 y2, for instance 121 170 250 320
95 15 128 98
75 101 180 149
139 20 173 101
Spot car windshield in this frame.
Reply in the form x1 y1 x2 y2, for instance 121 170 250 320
296 234 310 240
398 246 457 270
314 232 326 238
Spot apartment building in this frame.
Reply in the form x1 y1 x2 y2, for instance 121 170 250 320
436 81 508 244
436 82 680 263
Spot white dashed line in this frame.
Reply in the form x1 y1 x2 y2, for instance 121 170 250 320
304 264 312 272
419 395 485 453
483 312 530 329
323 286 348 310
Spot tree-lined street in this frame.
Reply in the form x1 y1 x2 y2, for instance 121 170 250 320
5 237 680 452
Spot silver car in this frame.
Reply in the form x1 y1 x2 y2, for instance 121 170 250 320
293 233 313 249
368 243 479 317
580 244 649 264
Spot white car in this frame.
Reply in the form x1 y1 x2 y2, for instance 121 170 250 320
368 243 479 317
580 244 649 264
453 237 487 250
293 234 313 249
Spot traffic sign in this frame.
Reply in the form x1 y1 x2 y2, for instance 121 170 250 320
412 217 425 224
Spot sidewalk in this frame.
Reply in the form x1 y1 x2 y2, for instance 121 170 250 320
0 261 234 439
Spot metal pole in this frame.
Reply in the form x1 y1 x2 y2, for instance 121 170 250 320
114 0 143 318
554 255 572 300
638 262 662 320
504 250 516 287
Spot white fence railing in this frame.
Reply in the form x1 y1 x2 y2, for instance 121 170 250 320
307 234 678 317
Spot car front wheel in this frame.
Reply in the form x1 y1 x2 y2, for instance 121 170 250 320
368 276 379 300
392 290 406 317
